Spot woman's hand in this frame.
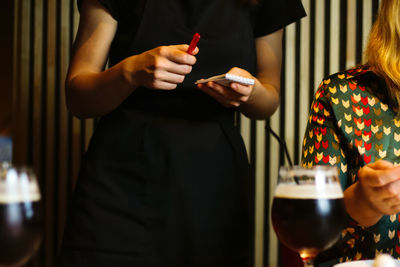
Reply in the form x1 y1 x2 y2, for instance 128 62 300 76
196 67 254 108
121 45 199 90
66 0 200 118
344 160 400 226
358 160 400 214
195 29 283 119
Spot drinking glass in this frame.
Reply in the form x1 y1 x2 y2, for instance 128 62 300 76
271 166 347 267
0 163 42 266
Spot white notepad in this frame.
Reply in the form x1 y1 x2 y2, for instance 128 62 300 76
195 73 255 87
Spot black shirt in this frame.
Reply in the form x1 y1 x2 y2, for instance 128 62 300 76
59 1 306 267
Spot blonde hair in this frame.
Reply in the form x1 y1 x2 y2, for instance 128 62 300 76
365 0 400 109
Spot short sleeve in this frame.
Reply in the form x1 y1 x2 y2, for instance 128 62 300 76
77 0 121 21
253 0 306 37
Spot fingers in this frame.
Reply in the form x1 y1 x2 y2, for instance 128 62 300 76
357 161 400 215
138 67 188 89
388 204 400 214
197 82 251 107
139 45 196 90
230 82 252 96
225 67 254 96
196 71 254 107
151 80 178 90
228 67 250 76
358 161 400 187
359 182 400 216
210 82 250 102
153 57 193 76
158 45 197 65
376 179 400 200
379 197 400 215
175 44 199 56
150 45 196 83
197 83 241 107
367 160 394 170
155 69 187 84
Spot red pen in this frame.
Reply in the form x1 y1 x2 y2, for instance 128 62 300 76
187 33 200 55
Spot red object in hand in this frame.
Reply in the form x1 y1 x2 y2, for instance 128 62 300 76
187 33 200 55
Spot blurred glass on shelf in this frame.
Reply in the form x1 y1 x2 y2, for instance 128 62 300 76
0 163 42 266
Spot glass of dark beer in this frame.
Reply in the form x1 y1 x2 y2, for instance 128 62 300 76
0 163 42 266
271 166 347 267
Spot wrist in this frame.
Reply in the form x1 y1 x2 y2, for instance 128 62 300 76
344 182 383 227
117 56 139 89
240 80 279 119
246 79 262 104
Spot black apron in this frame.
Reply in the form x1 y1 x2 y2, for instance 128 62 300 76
59 0 254 266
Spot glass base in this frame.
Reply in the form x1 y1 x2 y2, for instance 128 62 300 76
302 258 314 267
299 249 318 267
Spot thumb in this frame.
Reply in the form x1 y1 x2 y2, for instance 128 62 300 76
367 160 394 170
359 160 400 187
174 44 199 55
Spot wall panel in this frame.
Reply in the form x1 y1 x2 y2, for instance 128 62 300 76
0 0 14 137
13 1 93 266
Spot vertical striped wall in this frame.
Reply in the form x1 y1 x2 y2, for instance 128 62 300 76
13 1 90 266
11 1 380 266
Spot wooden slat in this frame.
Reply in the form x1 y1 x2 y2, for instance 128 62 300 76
240 115 251 160
314 0 325 89
12 0 20 156
284 23 296 165
329 0 341 74
31 1 44 265
255 120 266 267
0 0 13 138
73 0 79 38
299 0 311 162
267 107 281 267
71 117 81 191
44 0 56 265
57 0 70 250
346 0 357 68
308 0 316 105
32 0 44 190
85 119 94 150
362 0 373 54
70 0 82 193
13 0 31 165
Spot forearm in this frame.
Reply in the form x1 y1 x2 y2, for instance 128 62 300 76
239 79 280 119
66 61 134 119
344 182 383 227
241 30 283 119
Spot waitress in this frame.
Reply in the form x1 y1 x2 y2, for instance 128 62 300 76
58 0 306 266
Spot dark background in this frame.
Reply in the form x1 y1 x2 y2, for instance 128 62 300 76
0 0 13 136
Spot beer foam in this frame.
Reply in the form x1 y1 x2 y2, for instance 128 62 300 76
0 184 41 203
274 184 343 199
0 166 41 203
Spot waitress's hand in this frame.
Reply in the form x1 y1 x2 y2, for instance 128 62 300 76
121 44 199 90
196 67 254 108
344 160 400 226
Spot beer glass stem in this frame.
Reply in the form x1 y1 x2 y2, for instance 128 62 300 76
302 258 314 267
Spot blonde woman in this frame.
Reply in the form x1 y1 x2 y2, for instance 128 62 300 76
302 0 400 265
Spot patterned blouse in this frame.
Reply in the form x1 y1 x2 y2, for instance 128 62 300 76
302 66 400 265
